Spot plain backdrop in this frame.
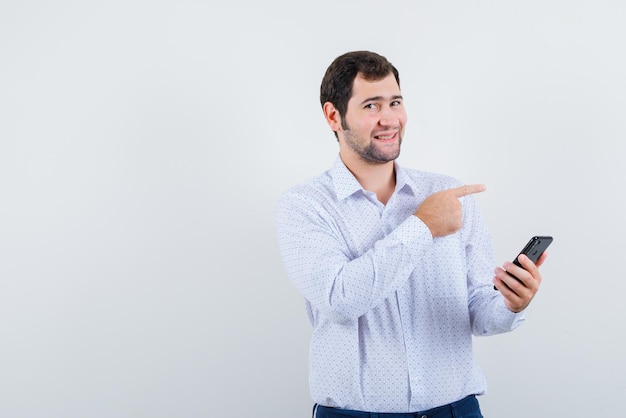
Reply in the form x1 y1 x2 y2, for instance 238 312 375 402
1 1 625 417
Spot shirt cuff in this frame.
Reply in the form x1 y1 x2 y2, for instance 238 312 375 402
497 301 526 331
391 215 434 257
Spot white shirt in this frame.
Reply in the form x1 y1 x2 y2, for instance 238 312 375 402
275 156 524 412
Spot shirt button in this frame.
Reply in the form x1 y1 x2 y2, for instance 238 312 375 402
420 415 428 418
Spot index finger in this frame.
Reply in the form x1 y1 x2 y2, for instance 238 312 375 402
449 184 487 198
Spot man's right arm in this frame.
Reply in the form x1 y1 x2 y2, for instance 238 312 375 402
275 190 432 323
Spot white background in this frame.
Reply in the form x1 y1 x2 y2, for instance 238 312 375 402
1 1 624 417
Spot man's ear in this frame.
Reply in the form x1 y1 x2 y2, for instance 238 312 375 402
323 102 342 133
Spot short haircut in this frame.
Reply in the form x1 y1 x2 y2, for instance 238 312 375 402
320 51 400 122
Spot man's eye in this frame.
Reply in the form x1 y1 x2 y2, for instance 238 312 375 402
391 100 402 106
364 103 377 110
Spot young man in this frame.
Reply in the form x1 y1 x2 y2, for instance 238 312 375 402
275 51 546 418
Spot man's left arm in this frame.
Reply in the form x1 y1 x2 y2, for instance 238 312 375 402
462 194 533 336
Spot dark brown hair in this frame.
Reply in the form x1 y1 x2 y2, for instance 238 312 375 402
320 51 400 122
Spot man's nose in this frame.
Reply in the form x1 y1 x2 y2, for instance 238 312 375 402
379 107 399 126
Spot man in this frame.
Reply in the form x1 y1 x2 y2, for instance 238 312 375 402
275 51 546 418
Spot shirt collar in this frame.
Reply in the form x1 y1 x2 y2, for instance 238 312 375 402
329 156 363 200
394 160 417 196
329 155 418 201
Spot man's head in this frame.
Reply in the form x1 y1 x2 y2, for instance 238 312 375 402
320 51 406 165
320 51 400 129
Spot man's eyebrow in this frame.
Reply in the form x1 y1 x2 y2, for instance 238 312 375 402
359 95 403 105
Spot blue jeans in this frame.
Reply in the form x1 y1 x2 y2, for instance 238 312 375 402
314 395 483 418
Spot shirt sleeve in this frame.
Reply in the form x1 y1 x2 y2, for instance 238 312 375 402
461 194 526 336
275 188 433 323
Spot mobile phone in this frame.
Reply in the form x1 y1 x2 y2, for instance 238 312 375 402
513 236 553 269
494 235 553 289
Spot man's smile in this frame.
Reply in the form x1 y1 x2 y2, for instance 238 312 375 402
373 131 399 142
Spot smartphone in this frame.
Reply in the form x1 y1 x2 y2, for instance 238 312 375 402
494 235 553 289
513 236 553 269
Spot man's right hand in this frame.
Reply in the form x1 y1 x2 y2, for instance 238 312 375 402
414 184 486 237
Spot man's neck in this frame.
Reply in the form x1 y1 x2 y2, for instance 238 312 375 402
340 152 396 205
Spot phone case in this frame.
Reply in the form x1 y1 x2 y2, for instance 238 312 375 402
513 236 553 267
494 235 553 290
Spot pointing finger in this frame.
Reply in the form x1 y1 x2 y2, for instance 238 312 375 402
449 184 487 198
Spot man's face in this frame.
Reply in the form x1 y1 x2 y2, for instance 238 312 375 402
338 73 407 164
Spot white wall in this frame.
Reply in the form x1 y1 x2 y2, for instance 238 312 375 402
1 1 624 417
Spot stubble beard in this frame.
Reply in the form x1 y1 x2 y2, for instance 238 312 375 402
342 128 402 164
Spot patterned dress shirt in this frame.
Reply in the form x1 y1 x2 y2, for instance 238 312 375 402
275 156 524 412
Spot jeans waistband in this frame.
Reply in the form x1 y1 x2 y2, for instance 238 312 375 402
314 395 478 418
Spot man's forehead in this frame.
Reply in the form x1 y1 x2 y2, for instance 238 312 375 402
351 73 401 100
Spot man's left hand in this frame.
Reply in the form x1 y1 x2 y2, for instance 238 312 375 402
493 252 548 312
